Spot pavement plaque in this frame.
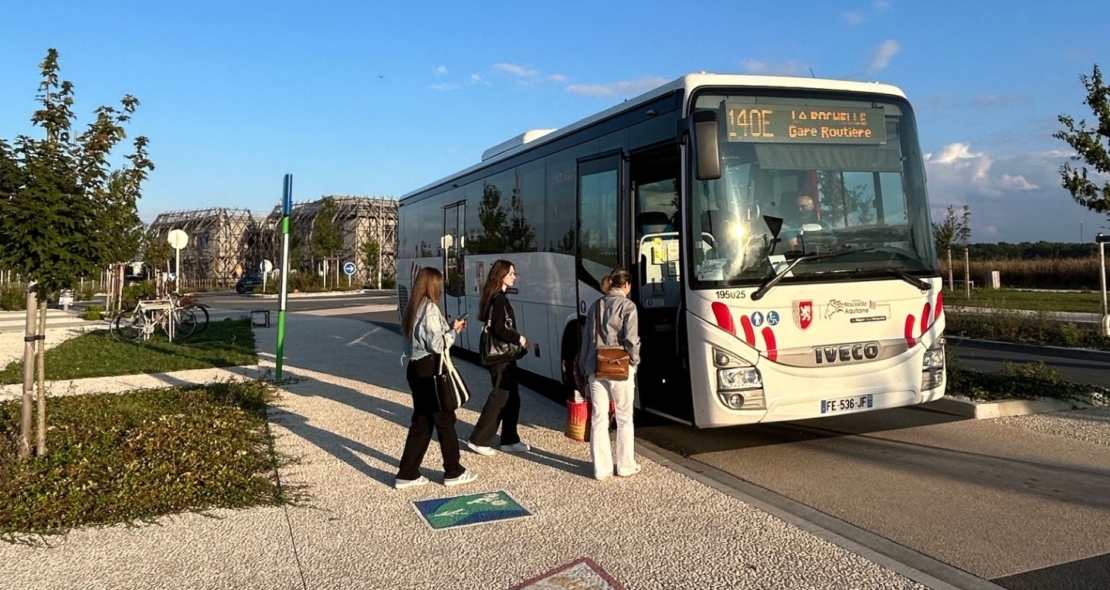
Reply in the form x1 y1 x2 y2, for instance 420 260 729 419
412 491 531 530
507 557 626 590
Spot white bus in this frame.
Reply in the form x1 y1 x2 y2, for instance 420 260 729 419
397 73 946 427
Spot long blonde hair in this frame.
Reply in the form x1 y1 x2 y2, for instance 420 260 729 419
401 267 443 339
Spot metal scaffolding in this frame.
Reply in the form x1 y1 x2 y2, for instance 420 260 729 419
259 196 398 286
148 208 262 288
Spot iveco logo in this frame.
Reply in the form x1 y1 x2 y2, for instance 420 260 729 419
814 341 881 364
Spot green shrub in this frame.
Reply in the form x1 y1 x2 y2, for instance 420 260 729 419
945 311 1110 351
78 283 96 302
79 305 104 321
121 281 157 310
0 284 25 311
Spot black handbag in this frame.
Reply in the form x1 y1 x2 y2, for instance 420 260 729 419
479 320 525 366
433 336 470 411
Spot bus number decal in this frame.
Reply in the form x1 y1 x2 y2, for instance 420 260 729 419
715 290 747 300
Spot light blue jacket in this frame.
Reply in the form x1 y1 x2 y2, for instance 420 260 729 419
404 299 456 362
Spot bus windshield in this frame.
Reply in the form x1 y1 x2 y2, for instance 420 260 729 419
687 92 937 288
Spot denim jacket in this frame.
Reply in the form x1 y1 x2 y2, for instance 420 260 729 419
404 299 456 363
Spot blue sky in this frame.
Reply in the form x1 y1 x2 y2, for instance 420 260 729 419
1 0 1108 243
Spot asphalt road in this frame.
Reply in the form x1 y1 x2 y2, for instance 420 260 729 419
202 290 1110 590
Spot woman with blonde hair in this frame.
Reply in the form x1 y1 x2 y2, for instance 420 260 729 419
395 266 476 489
578 268 640 480
465 259 529 456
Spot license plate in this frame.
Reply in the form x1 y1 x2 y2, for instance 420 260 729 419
820 394 874 414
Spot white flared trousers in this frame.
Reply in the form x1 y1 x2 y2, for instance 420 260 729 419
588 368 637 480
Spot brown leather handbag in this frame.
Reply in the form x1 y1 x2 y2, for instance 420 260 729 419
593 300 630 381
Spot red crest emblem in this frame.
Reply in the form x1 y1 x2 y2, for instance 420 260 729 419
793 300 814 330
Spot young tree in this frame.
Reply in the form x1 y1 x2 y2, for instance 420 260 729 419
0 49 153 458
359 237 380 287
933 204 972 252
1054 64 1110 220
310 197 344 288
141 227 172 274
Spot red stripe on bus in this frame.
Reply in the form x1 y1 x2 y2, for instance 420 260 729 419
740 315 756 346
711 302 736 336
935 291 943 320
921 302 932 333
904 314 916 348
762 327 777 362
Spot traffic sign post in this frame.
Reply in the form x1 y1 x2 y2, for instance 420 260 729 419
1098 233 1109 336
343 261 355 287
261 259 273 293
166 229 189 343
276 175 292 380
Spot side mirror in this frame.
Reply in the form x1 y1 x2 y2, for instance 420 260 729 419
693 111 721 181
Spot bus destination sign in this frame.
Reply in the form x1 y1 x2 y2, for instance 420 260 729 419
725 103 886 144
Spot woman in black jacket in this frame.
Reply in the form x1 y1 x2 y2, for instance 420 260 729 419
466 259 529 455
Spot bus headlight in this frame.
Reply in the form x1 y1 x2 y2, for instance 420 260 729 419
717 366 762 391
921 339 945 390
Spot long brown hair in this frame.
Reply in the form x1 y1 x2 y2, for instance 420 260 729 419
478 259 514 322
601 268 632 293
401 267 444 339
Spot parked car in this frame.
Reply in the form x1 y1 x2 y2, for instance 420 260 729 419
235 273 265 294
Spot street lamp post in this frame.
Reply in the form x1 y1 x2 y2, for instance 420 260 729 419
1098 233 1110 337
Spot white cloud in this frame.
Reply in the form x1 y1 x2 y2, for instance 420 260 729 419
864 39 900 73
548 74 567 83
434 66 448 77
844 12 864 25
493 63 538 77
872 1 890 10
743 59 807 77
565 76 669 98
925 144 1108 242
429 83 461 92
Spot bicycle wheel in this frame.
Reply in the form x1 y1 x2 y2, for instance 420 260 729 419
174 308 198 339
192 304 210 334
112 311 145 343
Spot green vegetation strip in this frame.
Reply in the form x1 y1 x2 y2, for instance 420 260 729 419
0 318 258 384
944 288 1103 314
0 380 286 539
948 364 1108 403
945 311 1110 351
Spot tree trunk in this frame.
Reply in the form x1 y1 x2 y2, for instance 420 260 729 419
35 298 47 456
18 290 37 460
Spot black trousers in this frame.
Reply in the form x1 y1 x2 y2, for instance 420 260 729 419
469 361 521 447
397 356 464 480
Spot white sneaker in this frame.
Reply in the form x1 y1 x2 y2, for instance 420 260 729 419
617 464 642 478
500 441 530 453
466 440 496 456
444 471 477 487
394 475 430 489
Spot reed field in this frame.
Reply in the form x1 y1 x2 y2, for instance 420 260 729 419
939 255 1108 290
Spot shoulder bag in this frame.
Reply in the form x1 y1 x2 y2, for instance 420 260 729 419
478 301 525 366
593 299 630 381
433 333 470 412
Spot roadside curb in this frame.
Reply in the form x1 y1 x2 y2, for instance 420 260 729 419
946 336 1110 362
240 289 391 299
925 396 1089 420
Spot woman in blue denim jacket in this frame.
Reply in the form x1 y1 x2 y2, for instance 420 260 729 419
395 267 476 489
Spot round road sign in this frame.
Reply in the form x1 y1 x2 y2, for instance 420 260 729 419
167 229 189 250
343 262 356 275
261 259 274 273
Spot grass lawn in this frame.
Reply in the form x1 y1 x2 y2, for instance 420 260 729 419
0 381 286 539
0 318 257 384
943 288 1103 314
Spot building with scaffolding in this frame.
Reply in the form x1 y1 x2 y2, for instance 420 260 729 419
259 196 398 286
148 208 262 289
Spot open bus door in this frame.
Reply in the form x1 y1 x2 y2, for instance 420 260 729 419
442 200 470 350
628 146 693 423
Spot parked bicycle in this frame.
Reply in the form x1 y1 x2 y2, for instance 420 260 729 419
176 292 210 334
111 294 198 343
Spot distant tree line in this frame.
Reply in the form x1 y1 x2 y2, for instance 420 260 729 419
965 241 1101 260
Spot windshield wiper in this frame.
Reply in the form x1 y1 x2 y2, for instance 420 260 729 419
883 267 932 291
750 248 874 301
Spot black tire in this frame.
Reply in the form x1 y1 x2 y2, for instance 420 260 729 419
174 308 198 339
112 311 144 343
192 304 210 334
236 284 246 294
